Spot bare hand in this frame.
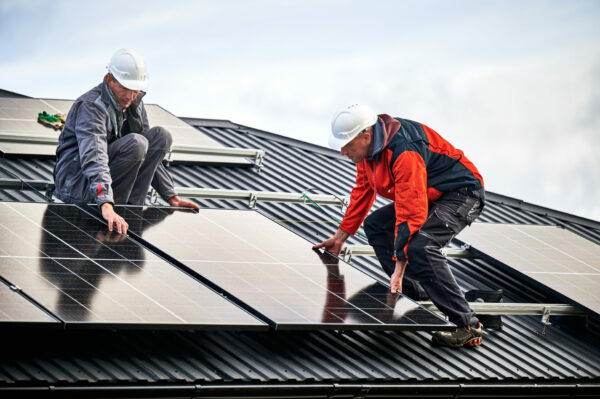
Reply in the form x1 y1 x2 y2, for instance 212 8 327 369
168 195 200 211
101 203 128 235
390 259 407 294
312 229 350 256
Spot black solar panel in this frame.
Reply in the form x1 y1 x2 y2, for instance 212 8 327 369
0 202 266 330
116 206 455 331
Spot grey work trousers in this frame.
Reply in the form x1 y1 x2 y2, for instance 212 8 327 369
363 188 485 327
108 127 173 204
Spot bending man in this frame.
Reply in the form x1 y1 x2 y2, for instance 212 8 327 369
314 104 485 348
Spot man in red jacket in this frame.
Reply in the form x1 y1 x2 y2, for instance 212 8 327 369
314 104 485 348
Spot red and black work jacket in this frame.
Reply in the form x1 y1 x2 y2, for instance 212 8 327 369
339 115 484 261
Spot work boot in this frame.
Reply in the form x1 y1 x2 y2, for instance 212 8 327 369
431 322 483 348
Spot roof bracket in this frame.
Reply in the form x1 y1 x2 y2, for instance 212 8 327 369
534 306 553 336
44 184 55 201
249 193 258 209
341 247 352 263
149 188 159 205
254 150 265 172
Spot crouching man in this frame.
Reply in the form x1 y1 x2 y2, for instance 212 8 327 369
54 48 198 235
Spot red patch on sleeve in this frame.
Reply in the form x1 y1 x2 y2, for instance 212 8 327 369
97 184 102 197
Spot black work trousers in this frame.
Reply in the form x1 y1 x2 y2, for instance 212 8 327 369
363 188 484 327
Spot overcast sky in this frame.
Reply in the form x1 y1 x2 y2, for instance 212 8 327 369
1 0 599 220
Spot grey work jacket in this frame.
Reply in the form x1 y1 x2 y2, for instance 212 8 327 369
54 81 176 206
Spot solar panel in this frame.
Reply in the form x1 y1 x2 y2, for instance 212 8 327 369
116 206 454 331
456 223 600 315
0 280 59 326
0 202 266 330
0 98 63 156
0 98 252 165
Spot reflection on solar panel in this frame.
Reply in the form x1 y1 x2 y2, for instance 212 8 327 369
0 202 266 330
117 207 454 331
456 223 600 315
0 280 59 325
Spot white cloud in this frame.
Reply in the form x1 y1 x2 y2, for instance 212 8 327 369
1 0 599 220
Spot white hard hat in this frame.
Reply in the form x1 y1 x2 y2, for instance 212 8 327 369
329 103 378 150
107 48 149 91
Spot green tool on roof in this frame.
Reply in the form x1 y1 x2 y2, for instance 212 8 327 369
37 111 66 130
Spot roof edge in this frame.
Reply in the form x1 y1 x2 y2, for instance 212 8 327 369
2 381 599 398
0 88 31 98
485 191 600 230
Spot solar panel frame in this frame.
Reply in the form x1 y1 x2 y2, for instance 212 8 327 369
0 202 267 330
0 277 61 327
102 205 455 331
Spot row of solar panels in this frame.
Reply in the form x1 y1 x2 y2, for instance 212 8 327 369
0 201 454 331
0 97 261 166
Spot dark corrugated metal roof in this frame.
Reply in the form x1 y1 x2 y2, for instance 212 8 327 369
1 116 599 396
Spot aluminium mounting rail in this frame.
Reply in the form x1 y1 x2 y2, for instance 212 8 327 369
0 132 266 169
419 301 586 330
173 187 349 209
341 244 476 261
0 178 348 209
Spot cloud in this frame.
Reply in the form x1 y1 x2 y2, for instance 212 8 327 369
1 0 599 220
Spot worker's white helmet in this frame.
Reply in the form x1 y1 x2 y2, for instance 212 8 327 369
107 48 149 91
329 103 378 150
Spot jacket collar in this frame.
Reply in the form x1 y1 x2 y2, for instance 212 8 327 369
367 114 401 161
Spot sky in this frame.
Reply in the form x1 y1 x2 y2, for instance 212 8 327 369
1 0 599 220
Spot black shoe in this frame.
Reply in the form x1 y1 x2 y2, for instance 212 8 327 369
432 322 483 348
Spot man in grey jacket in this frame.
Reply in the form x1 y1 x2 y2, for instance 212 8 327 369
54 48 198 235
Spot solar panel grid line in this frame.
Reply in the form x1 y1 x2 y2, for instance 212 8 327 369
109 205 454 331
508 225 600 273
0 202 267 329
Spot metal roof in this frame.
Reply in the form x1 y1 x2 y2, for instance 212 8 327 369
1 113 599 397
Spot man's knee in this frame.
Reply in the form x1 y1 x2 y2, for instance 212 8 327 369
121 134 149 161
147 126 173 150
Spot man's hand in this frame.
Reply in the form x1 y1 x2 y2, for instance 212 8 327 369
390 259 407 294
101 202 128 235
312 228 350 256
168 195 200 211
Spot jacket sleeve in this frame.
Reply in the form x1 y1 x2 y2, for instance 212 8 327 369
141 104 177 201
339 162 376 235
74 101 114 206
391 151 429 260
